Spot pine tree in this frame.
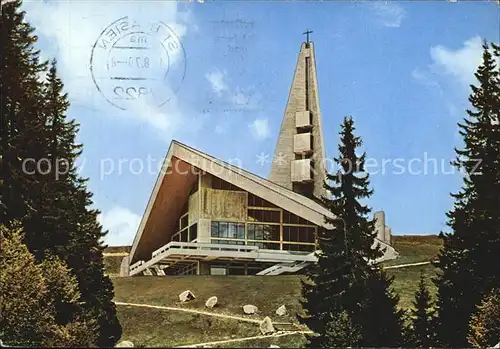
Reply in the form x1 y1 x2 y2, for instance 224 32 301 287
408 272 435 347
359 269 405 347
434 41 500 347
37 59 122 347
468 288 500 348
0 222 97 347
299 116 403 347
1 2 121 345
1 0 48 226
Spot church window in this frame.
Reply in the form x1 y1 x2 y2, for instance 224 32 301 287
212 177 243 191
236 224 245 239
180 229 188 242
180 214 189 230
189 224 198 242
248 209 280 223
283 210 311 225
254 224 263 240
228 223 237 238
262 225 280 241
219 222 228 238
211 221 219 237
247 224 255 240
247 193 277 208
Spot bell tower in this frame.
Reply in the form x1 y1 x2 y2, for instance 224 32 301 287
269 35 328 200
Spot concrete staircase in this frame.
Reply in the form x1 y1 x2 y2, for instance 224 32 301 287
256 261 311 276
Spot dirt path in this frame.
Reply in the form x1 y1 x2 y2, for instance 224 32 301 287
383 261 432 269
174 331 313 348
114 301 265 324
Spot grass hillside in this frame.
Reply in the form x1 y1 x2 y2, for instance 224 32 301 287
384 235 443 266
109 235 444 347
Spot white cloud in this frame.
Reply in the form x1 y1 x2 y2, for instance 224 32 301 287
249 118 270 140
411 67 443 96
429 36 483 86
205 68 229 96
23 1 195 135
99 206 141 246
370 2 406 28
412 36 484 92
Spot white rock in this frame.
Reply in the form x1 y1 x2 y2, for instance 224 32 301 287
275 305 287 316
205 296 218 308
494 342 500 349
179 290 196 302
269 346 280 348
243 304 258 314
259 316 275 335
116 340 134 347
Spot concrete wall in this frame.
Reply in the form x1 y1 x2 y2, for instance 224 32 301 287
374 211 392 245
188 191 199 225
199 188 247 221
119 255 130 277
196 218 211 243
385 226 392 246
268 42 327 200
374 211 386 242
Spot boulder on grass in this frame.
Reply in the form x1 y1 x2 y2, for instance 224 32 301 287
243 304 258 314
269 345 280 348
179 290 196 302
116 340 134 347
259 316 275 335
275 305 287 316
205 296 218 308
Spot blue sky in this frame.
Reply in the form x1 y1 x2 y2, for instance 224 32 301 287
22 0 499 245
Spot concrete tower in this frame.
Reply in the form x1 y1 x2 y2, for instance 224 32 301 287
374 211 386 242
269 37 328 200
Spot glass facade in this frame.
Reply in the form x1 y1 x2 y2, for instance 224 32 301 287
172 212 197 242
208 184 317 251
170 177 318 252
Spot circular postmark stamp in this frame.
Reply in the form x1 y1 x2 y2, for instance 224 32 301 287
90 16 186 110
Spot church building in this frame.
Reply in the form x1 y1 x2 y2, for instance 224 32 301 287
120 39 398 277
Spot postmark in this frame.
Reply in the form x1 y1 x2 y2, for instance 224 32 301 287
90 16 186 110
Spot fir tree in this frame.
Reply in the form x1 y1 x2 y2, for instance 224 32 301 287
0 222 97 347
408 272 435 347
434 41 500 347
37 59 122 347
299 116 403 347
1 0 48 225
359 269 405 347
1 2 121 345
468 288 500 348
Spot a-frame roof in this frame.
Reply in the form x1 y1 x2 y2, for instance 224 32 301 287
128 140 335 263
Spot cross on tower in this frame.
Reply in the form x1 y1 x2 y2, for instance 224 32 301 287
302 29 313 44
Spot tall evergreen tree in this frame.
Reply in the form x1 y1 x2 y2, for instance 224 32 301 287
0 223 98 347
434 41 500 347
467 288 500 348
299 116 403 347
1 2 121 346
39 59 122 347
1 0 48 225
408 272 435 347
